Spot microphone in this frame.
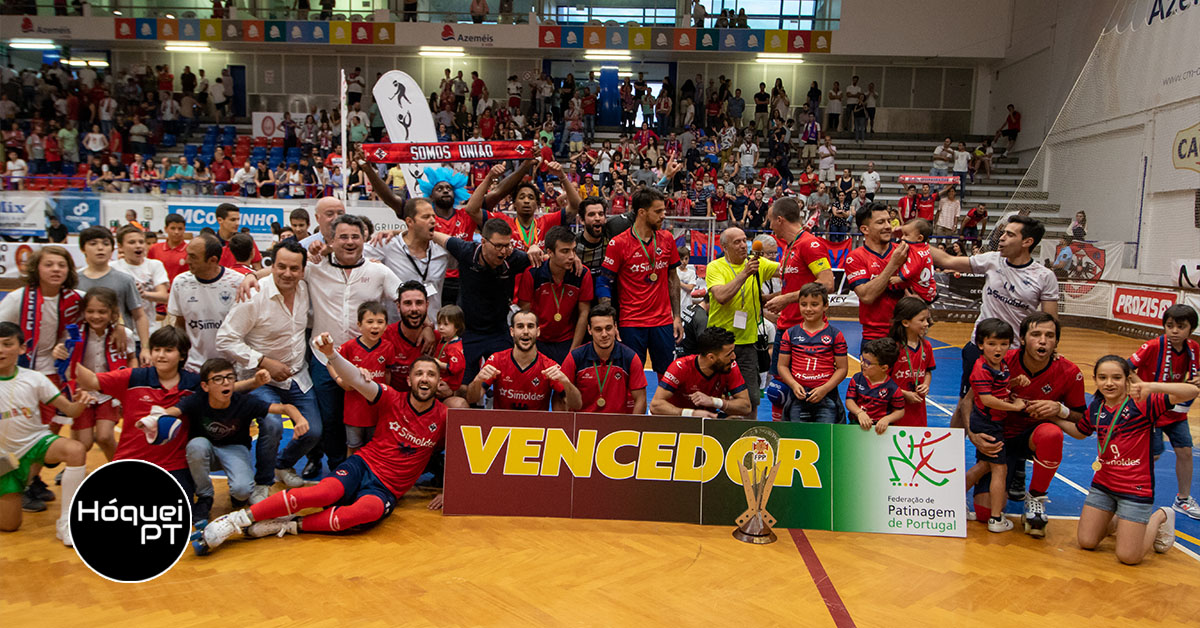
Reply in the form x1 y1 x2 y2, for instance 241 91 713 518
750 239 764 259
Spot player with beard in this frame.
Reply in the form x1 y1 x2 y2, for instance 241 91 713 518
651 327 752 418
969 312 1086 537
191 348 446 554
491 160 581 252
575 196 610 279
384 281 436 390
561 305 648 413
517 226 593 364
363 157 537 307
466 310 581 411
843 202 908 341
599 188 684 377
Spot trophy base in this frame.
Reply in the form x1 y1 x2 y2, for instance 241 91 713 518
732 527 778 545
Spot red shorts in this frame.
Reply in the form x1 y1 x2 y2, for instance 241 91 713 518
39 374 63 424
508 96 521 109
73 399 120 431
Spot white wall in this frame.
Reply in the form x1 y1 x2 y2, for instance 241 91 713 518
835 0 1011 58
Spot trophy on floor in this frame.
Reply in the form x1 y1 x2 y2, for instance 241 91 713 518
733 426 781 544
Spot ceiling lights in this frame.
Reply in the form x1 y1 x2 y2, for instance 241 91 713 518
165 41 211 52
756 53 804 64
9 39 56 50
418 46 465 57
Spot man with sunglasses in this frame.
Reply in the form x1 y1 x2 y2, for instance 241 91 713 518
431 218 533 385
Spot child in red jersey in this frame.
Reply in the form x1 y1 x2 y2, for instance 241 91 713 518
777 283 848 423
333 301 394 454
434 305 466 395
845 337 906 434
886 297 935 427
890 218 937 302
226 233 257 276
1055 355 1198 565
52 287 137 461
1128 304 1200 520
963 319 1030 533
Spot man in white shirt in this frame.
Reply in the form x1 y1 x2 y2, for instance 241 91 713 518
817 135 837 183
367 197 450 319
860 161 881 200
842 76 862 132
168 233 243 371
233 161 257 197
931 137 954 176
952 140 972 198
98 93 117 136
737 138 758 183
112 226 169 329
216 241 322 493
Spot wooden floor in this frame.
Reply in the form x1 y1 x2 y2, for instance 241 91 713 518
2 322 1198 627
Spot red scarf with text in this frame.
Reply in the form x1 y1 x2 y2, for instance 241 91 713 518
18 286 81 369
363 140 536 164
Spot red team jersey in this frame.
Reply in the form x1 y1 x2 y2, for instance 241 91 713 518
98 368 202 471
844 243 904 340
892 338 937 427
358 386 447 497
337 337 396 428
898 241 937 302
610 194 629 215
1129 336 1199 424
970 359 1012 422
148 240 189 282
845 372 905 423
779 323 847 387
435 208 481 279
915 193 938 221
382 324 426 392
659 355 747 410
219 240 262 269
561 342 647 413
601 229 681 328
516 266 595 343
493 209 566 252
777 231 833 330
897 196 917 222
1004 349 1086 438
434 337 466 390
481 349 565 410
1078 393 1173 502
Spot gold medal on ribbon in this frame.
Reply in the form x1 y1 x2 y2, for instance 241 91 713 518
597 398 607 408
1092 459 1101 472
649 272 658 282
553 313 563 322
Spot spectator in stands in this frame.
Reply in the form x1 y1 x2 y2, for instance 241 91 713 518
210 147 233 195
210 78 228 123
996 104 1021 156
931 137 954 177
3 149 27 190
102 153 128 193
817 135 837 183
935 185 961 237
470 0 489 23
402 0 418 21
193 159 212 195
691 0 707 27
234 161 257 197
1069 211 1087 239
753 83 770 133
58 120 78 175
81 124 107 161
953 141 972 197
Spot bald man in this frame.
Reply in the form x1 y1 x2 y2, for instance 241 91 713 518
703 227 780 413
298 196 347 250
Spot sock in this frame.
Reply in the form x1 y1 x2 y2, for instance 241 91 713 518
989 516 1002 524
1029 423 1063 495
250 478 344 522
58 465 86 523
299 495 385 533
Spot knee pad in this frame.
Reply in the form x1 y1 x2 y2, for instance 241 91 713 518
765 378 786 408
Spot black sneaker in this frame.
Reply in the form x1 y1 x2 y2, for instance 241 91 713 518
21 492 47 512
301 459 322 481
193 496 213 525
1007 466 1027 502
29 476 55 502
230 497 248 510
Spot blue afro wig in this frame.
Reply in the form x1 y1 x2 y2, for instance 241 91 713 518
419 167 471 206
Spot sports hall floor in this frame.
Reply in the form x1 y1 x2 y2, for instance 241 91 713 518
2 321 1198 626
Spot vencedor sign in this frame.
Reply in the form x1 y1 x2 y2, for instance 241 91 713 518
444 410 966 537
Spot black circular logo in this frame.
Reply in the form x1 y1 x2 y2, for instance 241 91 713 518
70 460 191 583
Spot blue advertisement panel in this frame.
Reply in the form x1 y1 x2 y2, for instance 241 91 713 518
52 191 102 233
169 204 284 237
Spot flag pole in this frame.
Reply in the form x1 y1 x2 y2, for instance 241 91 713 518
340 68 349 202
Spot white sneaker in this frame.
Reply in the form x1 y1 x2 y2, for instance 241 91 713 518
1154 507 1176 553
1173 495 1200 520
55 518 72 547
250 484 271 505
191 509 253 556
1023 494 1049 538
246 516 299 539
987 516 1014 533
275 467 305 489
966 500 976 521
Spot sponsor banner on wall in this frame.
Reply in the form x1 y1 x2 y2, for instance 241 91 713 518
251 112 286 139
444 410 965 537
0 242 86 279
50 191 102 232
1150 107 1200 193
0 195 50 236
169 203 284 237
1039 239 1126 297
1110 287 1177 326
2 16 114 40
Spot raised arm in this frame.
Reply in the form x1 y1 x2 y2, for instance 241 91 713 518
484 158 538 210
546 161 582 221
463 163 508 227
313 332 382 402
359 155 404 220
928 244 972 274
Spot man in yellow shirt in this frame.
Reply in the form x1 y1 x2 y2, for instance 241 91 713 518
386 164 408 201
705 227 779 413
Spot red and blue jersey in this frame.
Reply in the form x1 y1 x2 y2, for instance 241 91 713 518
659 354 747 411
561 342 647 413
517 265 594 343
435 337 466 390
435 208 480 279
845 372 905 423
1129 336 1199 424
1004 349 1086 438
777 231 833 330
338 337 396 428
779 323 847 387
844 243 903 341
970 359 1011 422
481 349 565 411
98 367 202 471
359 387 447 497
1078 393 1173 502
892 338 937 427
601 229 681 328
382 323 426 392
